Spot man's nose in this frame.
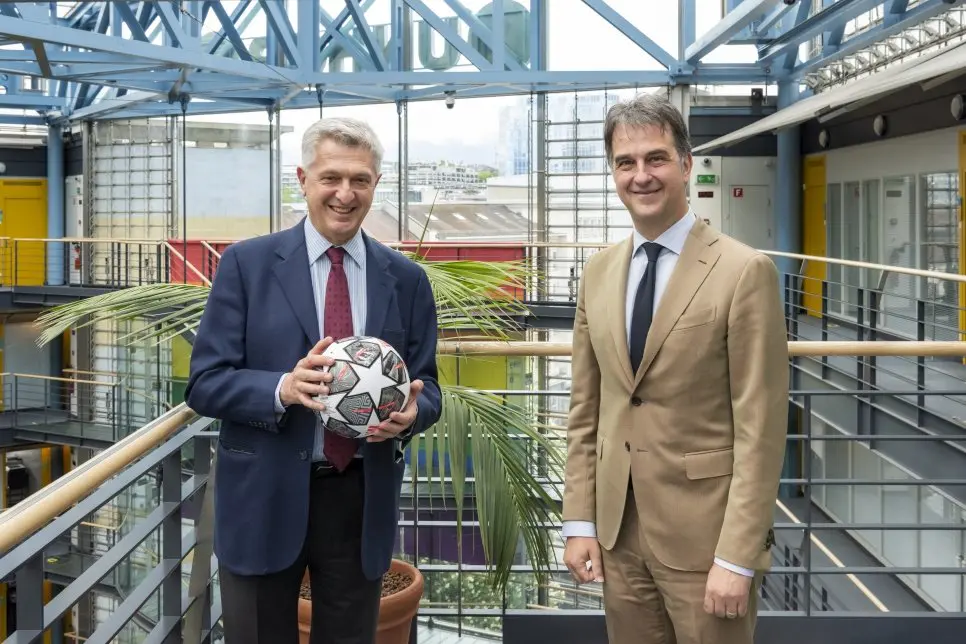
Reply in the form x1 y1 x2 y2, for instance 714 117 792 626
335 181 355 202
631 163 652 183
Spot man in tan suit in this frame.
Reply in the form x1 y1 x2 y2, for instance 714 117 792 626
561 94 788 644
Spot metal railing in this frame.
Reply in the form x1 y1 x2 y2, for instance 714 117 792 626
1 235 964 333
2 238 966 640
0 373 126 446
0 238 213 288
0 341 965 642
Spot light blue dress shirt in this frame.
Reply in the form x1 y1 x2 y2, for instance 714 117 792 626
274 217 368 461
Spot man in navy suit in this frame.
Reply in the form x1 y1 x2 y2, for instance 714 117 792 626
185 116 441 644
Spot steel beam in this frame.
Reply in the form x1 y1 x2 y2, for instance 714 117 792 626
579 0 677 69
441 0 524 71
0 1 790 120
791 0 964 78
757 3 796 37
344 0 388 71
0 15 296 84
686 0 785 64
758 0 881 65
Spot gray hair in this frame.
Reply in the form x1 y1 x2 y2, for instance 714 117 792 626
300 116 384 171
604 93 691 166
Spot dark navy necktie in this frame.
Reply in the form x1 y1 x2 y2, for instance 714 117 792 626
629 242 664 373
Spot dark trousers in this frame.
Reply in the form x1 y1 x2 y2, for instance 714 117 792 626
219 461 382 644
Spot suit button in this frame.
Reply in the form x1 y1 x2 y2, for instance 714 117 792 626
299 450 308 460
624 441 631 452
631 397 642 406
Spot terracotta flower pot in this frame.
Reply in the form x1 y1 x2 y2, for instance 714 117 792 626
298 559 424 644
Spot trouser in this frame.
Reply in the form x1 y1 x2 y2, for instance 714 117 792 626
600 484 761 644
219 460 381 644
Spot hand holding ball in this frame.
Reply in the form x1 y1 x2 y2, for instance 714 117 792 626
312 336 412 439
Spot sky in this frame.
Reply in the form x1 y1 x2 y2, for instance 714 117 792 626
186 0 763 167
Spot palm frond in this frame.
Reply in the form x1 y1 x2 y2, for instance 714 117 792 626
415 258 534 339
418 385 563 590
34 284 209 347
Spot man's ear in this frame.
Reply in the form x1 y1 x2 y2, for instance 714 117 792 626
680 153 693 181
296 166 307 195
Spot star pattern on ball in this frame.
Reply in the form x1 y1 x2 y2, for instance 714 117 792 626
315 337 411 438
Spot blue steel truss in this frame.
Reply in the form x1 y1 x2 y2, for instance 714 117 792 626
0 0 960 123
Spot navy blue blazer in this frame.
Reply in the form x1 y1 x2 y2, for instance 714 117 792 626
184 221 441 580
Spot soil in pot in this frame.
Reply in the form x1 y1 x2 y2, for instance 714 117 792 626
299 568 414 600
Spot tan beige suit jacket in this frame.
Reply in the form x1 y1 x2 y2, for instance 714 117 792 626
562 217 789 572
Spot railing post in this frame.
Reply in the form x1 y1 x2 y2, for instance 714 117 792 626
783 545 791 609
16 552 45 641
185 437 215 644
868 289 879 390
802 394 813 616
917 299 926 427
111 383 119 441
161 450 183 643
855 289 869 439
820 281 829 376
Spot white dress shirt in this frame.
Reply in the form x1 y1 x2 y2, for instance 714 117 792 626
563 211 754 578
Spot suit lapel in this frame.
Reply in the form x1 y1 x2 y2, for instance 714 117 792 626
272 222 320 346
605 237 636 389
363 232 397 336
634 219 721 387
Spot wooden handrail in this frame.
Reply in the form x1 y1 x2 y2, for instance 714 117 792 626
764 250 966 283
437 340 966 357
0 404 197 553
0 372 119 386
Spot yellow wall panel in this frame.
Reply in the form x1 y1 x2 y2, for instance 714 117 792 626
802 155 827 316
0 179 48 287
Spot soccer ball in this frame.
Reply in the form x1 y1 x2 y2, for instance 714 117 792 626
313 336 411 439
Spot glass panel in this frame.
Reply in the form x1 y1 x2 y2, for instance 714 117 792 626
823 420 851 523
919 488 964 611
826 183 843 314
918 171 960 341
843 182 862 318
809 417 826 507
851 443 882 552
881 461 919 579
880 175 917 337
863 178 880 267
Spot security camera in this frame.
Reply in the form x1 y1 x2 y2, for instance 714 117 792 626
701 157 712 166
444 91 455 109
783 0 797 5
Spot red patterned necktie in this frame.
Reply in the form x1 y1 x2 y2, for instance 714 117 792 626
322 246 358 470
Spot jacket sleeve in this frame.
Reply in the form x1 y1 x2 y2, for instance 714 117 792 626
715 253 789 569
185 244 288 430
562 258 602 524
401 266 441 443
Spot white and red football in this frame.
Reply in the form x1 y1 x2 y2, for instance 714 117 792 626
313 336 411 438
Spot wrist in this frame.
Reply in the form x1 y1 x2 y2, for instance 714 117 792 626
278 372 293 407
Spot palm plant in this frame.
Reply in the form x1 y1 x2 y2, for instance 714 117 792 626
34 241 564 594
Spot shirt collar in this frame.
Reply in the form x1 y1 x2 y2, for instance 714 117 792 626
632 210 697 258
303 217 366 267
